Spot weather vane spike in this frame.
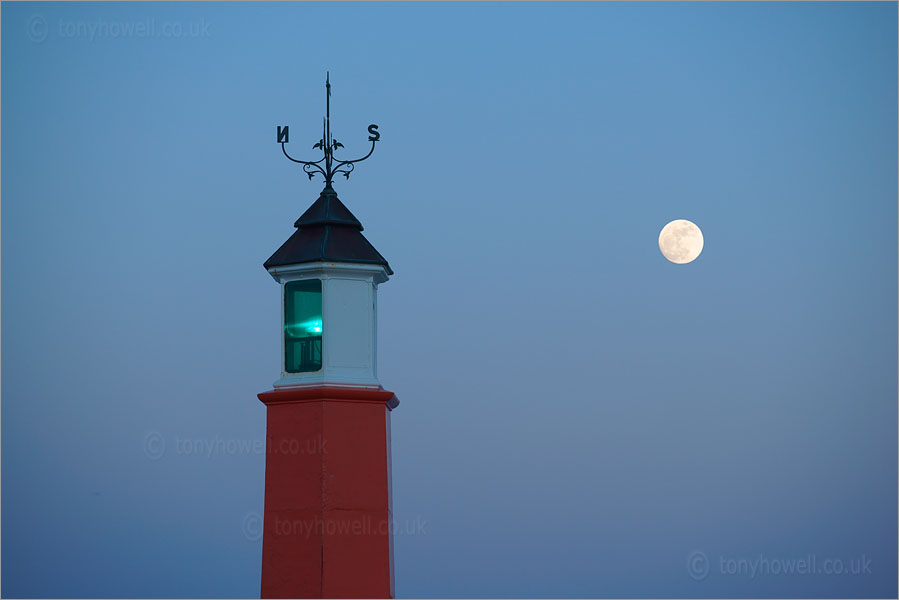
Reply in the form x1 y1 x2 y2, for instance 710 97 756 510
277 73 380 189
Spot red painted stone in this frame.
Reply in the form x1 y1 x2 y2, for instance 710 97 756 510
258 386 398 599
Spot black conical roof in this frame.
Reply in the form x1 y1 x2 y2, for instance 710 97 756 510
293 189 363 229
264 186 392 275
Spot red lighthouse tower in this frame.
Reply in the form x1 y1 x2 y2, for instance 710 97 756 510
258 76 397 599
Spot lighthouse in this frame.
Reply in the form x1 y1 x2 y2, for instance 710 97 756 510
258 75 397 599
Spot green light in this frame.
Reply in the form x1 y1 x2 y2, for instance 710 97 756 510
285 318 323 338
284 279 323 373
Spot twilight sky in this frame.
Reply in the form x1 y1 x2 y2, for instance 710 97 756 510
2 2 896 598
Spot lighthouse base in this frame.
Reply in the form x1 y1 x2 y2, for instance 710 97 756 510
258 386 398 599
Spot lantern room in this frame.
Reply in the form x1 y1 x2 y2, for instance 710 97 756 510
264 184 392 389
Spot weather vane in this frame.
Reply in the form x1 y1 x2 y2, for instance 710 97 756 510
277 72 380 188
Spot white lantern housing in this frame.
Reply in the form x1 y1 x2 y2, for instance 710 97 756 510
264 186 392 390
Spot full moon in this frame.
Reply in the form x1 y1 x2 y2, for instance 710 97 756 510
658 219 704 264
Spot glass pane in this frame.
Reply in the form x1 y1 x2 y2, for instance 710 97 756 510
284 279 323 373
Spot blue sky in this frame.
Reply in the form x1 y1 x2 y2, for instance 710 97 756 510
2 2 896 598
